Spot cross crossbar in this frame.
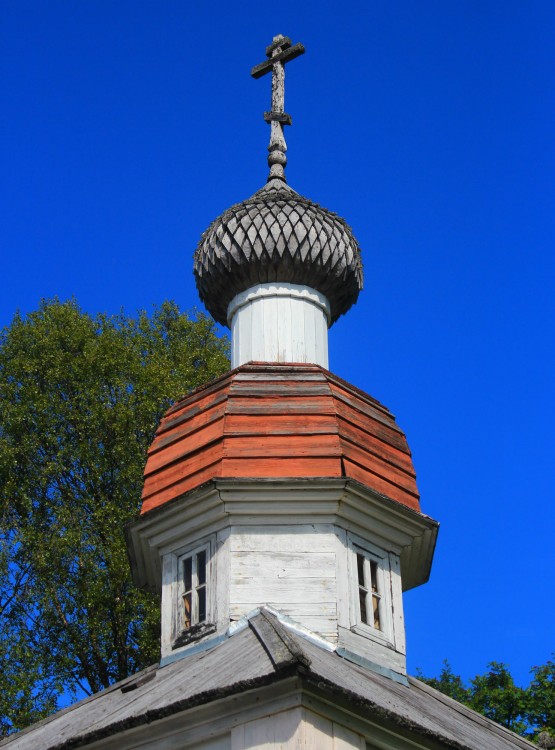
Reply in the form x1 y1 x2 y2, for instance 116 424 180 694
251 42 305 79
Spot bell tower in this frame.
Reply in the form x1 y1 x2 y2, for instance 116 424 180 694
127 35 438 683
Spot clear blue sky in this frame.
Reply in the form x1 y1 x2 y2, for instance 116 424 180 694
2 1 554 687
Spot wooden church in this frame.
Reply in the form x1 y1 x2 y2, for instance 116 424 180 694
2 35 533 750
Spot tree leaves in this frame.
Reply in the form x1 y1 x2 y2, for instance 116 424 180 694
528 659 555 741
469 662 528 736
0 299 229 734
417 656 555 744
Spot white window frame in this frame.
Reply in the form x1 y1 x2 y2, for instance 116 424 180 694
178 541 211 630
347 533 394 647
171 536 215 647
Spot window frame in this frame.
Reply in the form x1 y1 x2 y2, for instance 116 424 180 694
172 537 215 649
178 541 210 630
347 533 394 646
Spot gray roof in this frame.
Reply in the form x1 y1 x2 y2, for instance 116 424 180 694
194 179 363 326
1 608 534 750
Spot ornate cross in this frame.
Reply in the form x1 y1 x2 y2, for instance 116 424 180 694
251 35 305 182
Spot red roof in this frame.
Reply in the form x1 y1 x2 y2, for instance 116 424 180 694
141 363 420 515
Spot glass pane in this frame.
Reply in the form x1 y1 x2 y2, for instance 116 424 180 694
197 550 206 586
183 592 192 628
198 586 206 623
359 588 368 624
372 594 381 630
357 553 365 587
370 559 379 593
183 556 192 592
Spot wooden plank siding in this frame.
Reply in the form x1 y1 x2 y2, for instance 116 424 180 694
229 530 338 639
231 706 366 749
141 363 420 514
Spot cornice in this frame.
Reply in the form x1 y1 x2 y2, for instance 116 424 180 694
127 477 438 593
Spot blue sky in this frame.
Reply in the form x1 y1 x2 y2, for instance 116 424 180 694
2 1 554 688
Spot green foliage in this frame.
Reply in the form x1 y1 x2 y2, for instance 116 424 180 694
0 299 229 734
417 655 555 744
0 529 61 734
527 659 555 744
415 660 470 704
468 661 528 736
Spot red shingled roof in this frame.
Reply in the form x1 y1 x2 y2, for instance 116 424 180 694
141 363 420 515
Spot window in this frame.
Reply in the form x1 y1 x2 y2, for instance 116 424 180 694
173 540 214 648
348 534 394 645
182 544 208 629
356 550 382 631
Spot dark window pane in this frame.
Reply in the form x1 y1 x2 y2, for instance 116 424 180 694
198 586 206 623
359 589 367 624
197 550 206 586
357 553 365 587
184 556 192 592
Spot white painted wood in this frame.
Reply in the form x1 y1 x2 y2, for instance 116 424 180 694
215 528 231 632
188 737 231 749
265 296 279 362
228 283 330 367
334 527 351 631
158 515 408 669
250 290 265 363
161 553 177 657
232 551 335 577
170 683 302 750
231 707 396 750
130 481 433 673
290 296 304 361
276 291 291 362
231 707 302 749
332 722 366 750
301 709 334 749
231 707 368 750
338 625 406 675
129 479 437 594
231 577 335 602
389 553 405 655
229 525 337 553
228 526 339 638
241 601 336 617
231 707 370 750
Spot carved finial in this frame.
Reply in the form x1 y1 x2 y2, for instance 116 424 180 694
251 35 305 182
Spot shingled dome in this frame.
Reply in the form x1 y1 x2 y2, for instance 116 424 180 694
194 178 363 327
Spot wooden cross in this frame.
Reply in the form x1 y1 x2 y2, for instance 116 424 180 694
251 35 305 181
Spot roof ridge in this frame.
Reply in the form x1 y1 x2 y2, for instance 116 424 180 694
248 607 311 672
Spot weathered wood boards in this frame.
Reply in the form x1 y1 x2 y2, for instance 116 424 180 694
231 706 366 749
7 608 534 750
141 363 420 515
229 526 338 640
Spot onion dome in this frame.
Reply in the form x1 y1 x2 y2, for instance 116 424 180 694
194 178 363 326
